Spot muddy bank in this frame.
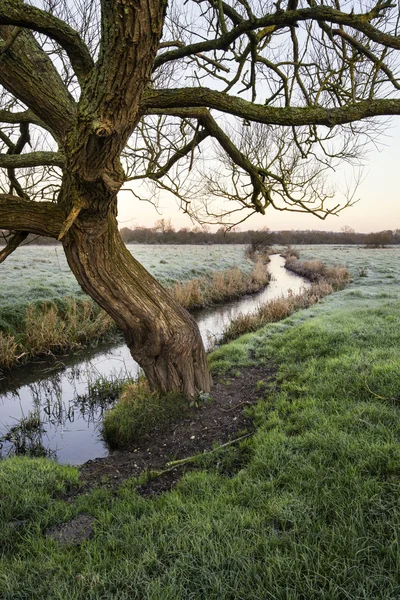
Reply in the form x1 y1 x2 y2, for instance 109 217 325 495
69 365 276 498
0 255 307 464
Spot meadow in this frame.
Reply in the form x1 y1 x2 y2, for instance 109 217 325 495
1 245 400 598
0 244 265 370
0 244 255 310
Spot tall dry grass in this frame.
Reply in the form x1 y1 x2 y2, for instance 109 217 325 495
0 261 271 371
0 332 19 370
220 281 335 343
219 255 350 344
285 256 350 290
24 299 113 356
169 260 271 310
0 298 114 370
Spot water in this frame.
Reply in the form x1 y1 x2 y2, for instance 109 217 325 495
0 255 308 464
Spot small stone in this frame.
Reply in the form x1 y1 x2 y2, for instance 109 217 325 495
190 435 195 440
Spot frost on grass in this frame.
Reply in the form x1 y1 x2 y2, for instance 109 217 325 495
0 244 253 310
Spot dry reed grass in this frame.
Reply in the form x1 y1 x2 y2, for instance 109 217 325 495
219 254 350 344
0 298 114 370
220 281 335 343
285 256 350 290
0 332 19 370
0 261 271 370
24 299 114 356
169 260 271 310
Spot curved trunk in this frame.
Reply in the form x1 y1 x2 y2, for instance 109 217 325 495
62 206 212 398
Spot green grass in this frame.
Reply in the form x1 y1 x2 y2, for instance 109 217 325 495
102 380 189 448
1 247 400 598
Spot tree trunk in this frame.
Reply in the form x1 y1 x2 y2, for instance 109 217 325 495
62 201 212 398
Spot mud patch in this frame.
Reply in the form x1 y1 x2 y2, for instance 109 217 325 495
76 365 276 496
47 513 94 545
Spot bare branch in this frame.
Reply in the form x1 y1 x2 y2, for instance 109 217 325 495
0 152 65 169
155 5 400 70
0 26 76 140
0 230 28 263
0 109 45 127
0 0 94 84
144 88 400 127
0 195 63 238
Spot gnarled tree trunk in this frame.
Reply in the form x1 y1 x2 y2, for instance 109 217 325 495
61 191 211 398
0 0 215 398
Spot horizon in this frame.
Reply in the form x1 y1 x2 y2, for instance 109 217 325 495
117 118 400 235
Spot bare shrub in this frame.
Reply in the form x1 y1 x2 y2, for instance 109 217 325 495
282 246 300 260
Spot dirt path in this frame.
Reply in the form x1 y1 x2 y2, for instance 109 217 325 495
77 365 276 497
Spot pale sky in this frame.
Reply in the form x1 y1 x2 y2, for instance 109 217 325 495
117 118 400 234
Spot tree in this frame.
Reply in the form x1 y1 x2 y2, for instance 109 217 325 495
0 0 400 397
365 231 392 248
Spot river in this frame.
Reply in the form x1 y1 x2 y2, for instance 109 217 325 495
0 255 308 464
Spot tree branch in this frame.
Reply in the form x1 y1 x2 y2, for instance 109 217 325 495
0 196 63 239
144 88 400 127
155 5 400 70
0 152 65 169
145 128 210 180
0 109 45 127
0 0 94 84
0 230 28 263
0 26 76 140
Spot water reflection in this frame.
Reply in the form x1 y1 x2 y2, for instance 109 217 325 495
0 255 308 464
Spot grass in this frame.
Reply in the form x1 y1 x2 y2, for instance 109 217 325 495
1 247 400 598
0 410 54 459
102 379 190 448
170 259 270 310
0 249 269 371
0 297 115 371
0 244 254 310
219 255 349 343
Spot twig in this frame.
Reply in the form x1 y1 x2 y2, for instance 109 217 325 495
165 432 252 468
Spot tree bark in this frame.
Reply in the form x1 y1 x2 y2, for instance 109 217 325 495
62 200 212 398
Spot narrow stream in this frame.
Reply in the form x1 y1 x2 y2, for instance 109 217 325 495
0 255 308 464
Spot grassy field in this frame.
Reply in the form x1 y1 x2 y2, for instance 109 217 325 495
1 246 400 598
0 244 265 370
0 243 255 337
0 244 254 310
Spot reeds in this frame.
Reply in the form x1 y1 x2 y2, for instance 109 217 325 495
0 298 115 371
220 282 336 343
220 252 350 344
0 261 271 371
285 256 350 290
169 260 271 310
24 298 114 356
0 332 19 370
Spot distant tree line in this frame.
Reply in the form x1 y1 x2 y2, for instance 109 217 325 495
1 221 399 248
118 222 400 247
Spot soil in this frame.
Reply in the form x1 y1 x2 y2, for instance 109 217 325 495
47 365 277 545
47 514 94 545
76 365 276 497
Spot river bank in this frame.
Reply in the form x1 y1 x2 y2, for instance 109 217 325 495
1 247 399 599
0 249 270 372
0 255 306 463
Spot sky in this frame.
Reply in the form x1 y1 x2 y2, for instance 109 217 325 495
117 118 400 234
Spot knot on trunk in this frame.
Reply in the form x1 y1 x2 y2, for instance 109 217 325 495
93 120 115 137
